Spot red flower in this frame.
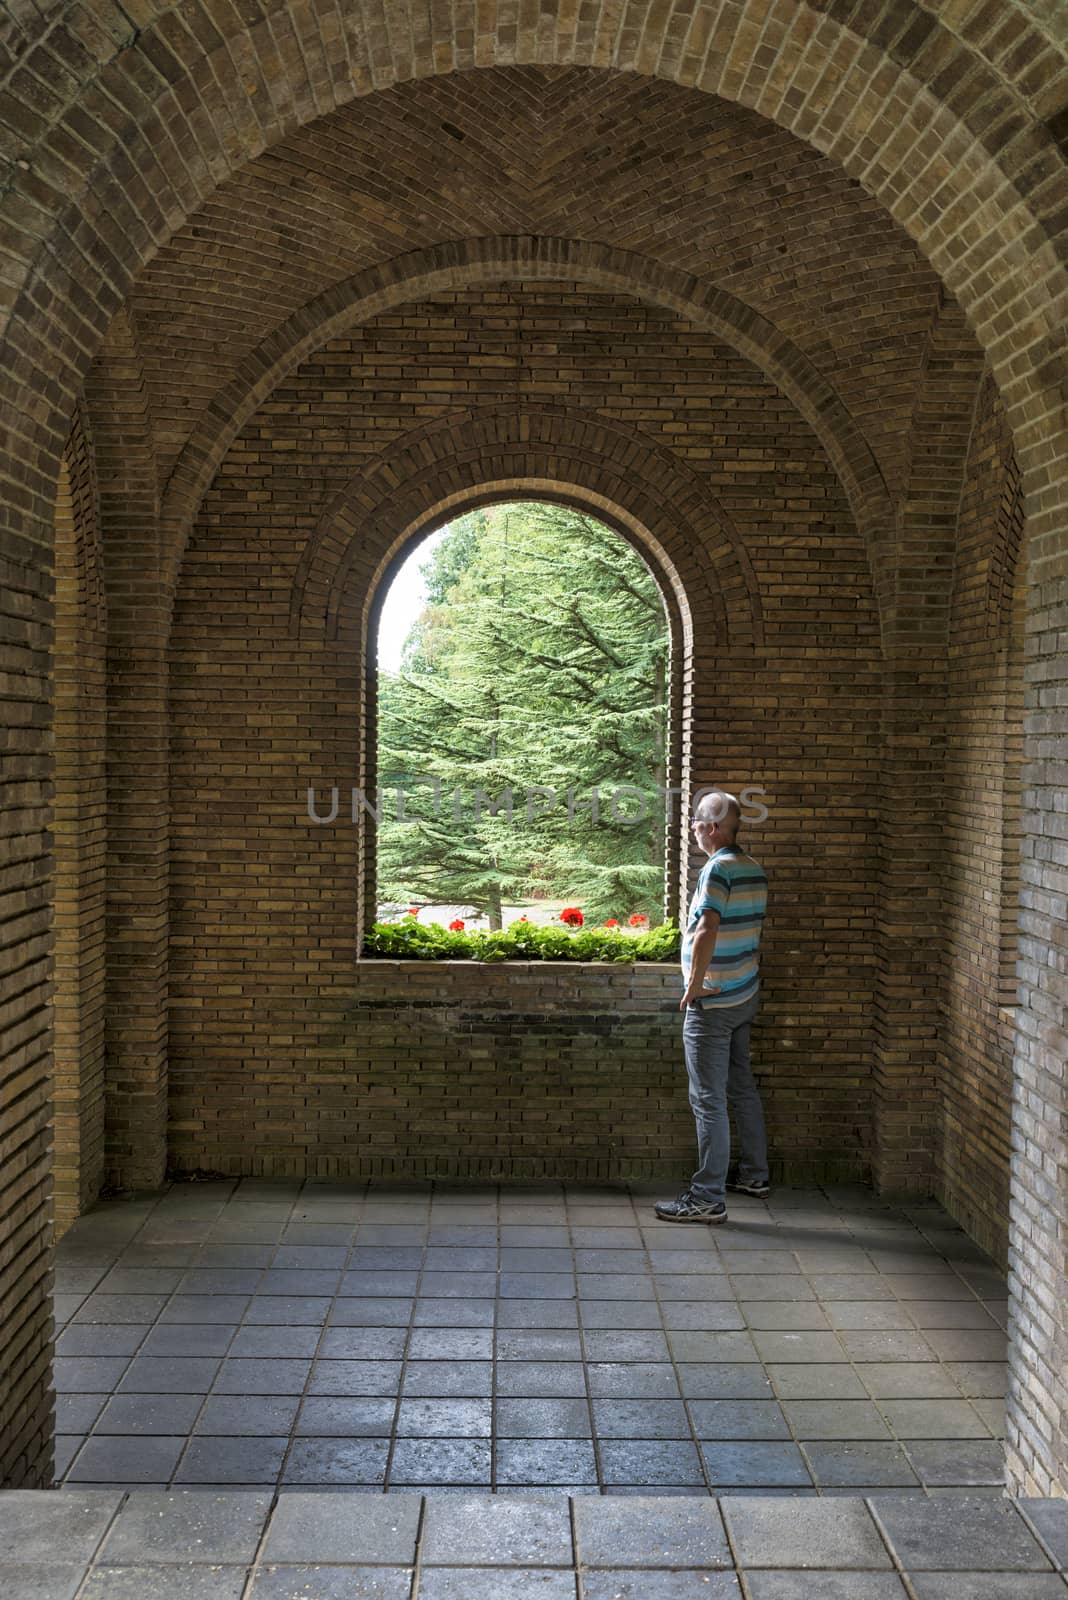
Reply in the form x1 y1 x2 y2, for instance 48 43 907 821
605 918 620 928
449 918 465 931
407 906 419 917
517 915 529 923
561 906 584 927
628 912 648 927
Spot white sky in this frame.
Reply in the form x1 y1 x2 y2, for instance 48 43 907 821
376 527 448 672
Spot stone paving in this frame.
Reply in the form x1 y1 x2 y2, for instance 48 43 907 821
2 1489 1067 1598
50 1180 1012 1494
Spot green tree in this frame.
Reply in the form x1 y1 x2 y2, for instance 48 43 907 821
376 501 668 926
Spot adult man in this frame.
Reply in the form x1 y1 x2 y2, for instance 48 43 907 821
655 789 769 1224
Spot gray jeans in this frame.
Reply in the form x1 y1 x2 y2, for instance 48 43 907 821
682 989 768 1205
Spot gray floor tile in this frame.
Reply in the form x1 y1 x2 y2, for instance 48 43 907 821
574 1495 730 1567
67 1435 186 1482
417 1299 496 1326
341 1271 421 1296
176 1435 288 1483
723 1496 892 1568
73 1295 170 1324
753 1333 846 1364
0 1566 92 1600
214 1359 312 1395
418 1570 577 1599
702 1443 812 1487
826 1302 914 1331
743 1303 831 1332
402 1361 492 1397
408 1327 493 1360
587 1363 679 1399
879 1400 990 1439
118 1357 221 1393
856 1364 960 1400
179 1270 262 1295
281 1438 389 1484
582 1571 740 1599
159 1296 251 1324
390 1437 492 1484
836 1331 936 1363
263 1492 420 1562
99 1491 270 1564
82 1569 246 1600
1022 1499 1068 1567
243 1296 333 1325
195 1395 300 1434
295 1397 396 1436
0 1491 123 1561
56 1394 108 1432
906 1439 1006 1486
806 1275 893 1302
497 1439 599 1484
495 1399 593 1438
252 1568 413 1600
944 1362 1007 1398
95 1393 205 1435
138 1325 235 1358
690 1400 790 1440
271 1246 349 1268
503 1275 578 1300
679 1362 778 1399
422 1493 573 1564
56 1325 149 1357
929 1579 1068 1600
497 1362 587 1398
744 1574 906 1598
871 1495 1051 1571
396 1398 491 1437
327 1299 413 1329
54 1357 132 1392
805 1441 919 1487
583 1331 671 1361
498 1330 583 1360
782 1400 890 1440
502 1241 575 1267
922 1329 1008 1363
579 1301 663 1329
592 1399 692 1438
903 1301 1000 1329
228 1325 323 1358
598 1439 704 1486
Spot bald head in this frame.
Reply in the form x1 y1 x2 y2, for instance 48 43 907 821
695 790 741 843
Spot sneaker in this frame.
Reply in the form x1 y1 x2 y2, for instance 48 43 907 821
726 1178 770 1199
654 1190 727 1224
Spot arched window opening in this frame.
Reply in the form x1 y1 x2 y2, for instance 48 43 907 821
373 500 672 935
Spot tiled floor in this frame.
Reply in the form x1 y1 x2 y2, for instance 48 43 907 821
52 1180 1010 1493
3 1489 1068 1599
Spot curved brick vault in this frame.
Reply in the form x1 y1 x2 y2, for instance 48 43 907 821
291 400 758 649
0 0 1066 1505
163 234 891 624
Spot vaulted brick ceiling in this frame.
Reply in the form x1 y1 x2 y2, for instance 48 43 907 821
131 66 961 502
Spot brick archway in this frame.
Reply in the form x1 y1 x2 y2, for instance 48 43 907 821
161 237 892 627
289 401 760 651
1 3 1066 1495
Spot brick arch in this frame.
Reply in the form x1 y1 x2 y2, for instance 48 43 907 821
161 236 894 621
288 402 762 654
2 0 1067 1496
1 7 1065 528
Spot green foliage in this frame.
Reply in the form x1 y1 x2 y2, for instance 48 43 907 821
376 501 669 924
364 918 680 963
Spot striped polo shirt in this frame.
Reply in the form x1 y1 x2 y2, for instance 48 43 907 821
681 843 768 1008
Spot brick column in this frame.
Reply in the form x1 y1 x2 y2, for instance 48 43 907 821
86 314 169 1191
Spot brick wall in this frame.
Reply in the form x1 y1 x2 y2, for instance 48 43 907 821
940 370 1025 1267
53 410 108 1233
168 286 882 1183
0 0 1062 1495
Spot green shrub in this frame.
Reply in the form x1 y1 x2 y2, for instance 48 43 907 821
363 918 680 963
